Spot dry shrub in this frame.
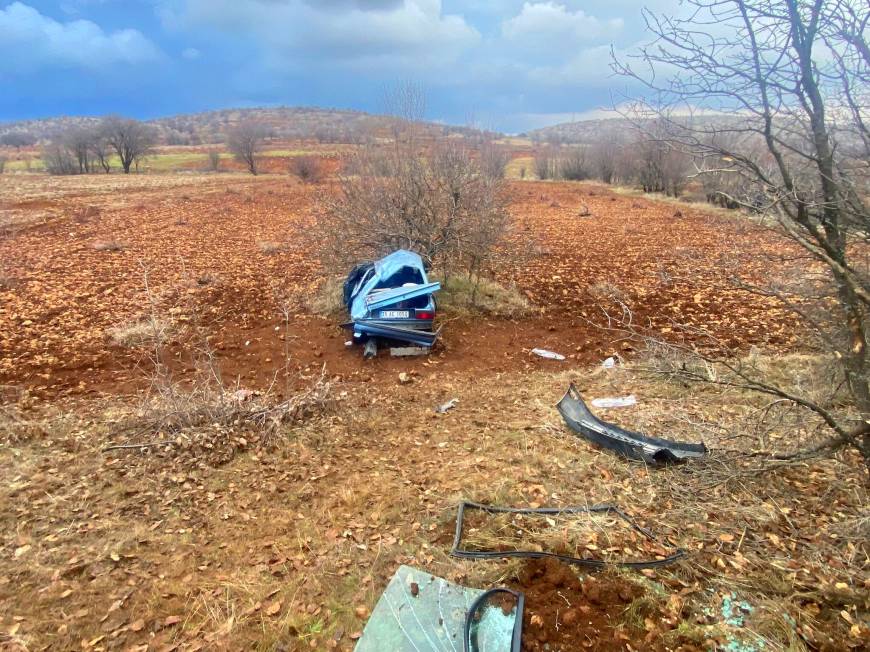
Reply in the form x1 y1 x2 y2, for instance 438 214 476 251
289 155 325 183
106 327 330 467
197 271 218 286
306 275 345 317
226 121 268 175
306 273 531 319
0 397 76 445
0 265 15 291
108 371 332 467
558 147 590 181
457 507 676 565
74 205 101 224
435 274 532 318
638 343 851 455
534 151 558 180
107 318 171 348
319 139 510 279
92 240 125 252
587 280 627 304
257 241 285 255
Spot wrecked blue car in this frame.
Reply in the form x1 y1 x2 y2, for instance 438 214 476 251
342 250 441 356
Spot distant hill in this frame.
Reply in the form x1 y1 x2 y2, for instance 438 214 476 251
0 106 492 146
524 117 637 144
524 114 751 144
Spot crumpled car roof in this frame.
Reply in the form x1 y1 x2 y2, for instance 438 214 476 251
349 249 429 321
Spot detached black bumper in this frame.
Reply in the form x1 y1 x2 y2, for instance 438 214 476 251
557 383 707 465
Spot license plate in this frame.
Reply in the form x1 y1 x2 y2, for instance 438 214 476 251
381 310 409 319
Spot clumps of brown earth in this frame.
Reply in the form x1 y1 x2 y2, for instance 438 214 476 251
510 558 695 652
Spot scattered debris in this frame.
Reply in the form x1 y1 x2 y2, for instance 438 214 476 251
343 250 441 355
557 383 707 464
231 388 255 402
450 501 685 569
531 348 565 361
353 565 523 652
398 372 412 385
591 395 637 408
602 356 617 369
718 593 767 652
390 346 429 357
435 398 458 413
363 339 378 359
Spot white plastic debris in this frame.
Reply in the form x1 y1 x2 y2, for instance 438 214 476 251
591 395 637 408
435 398 458 414
602 356 617 369
232 388 255 402
345 340 353 347
531 348 566 361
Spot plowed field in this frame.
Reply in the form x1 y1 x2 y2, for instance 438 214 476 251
1 172 865 652
0 174 795 397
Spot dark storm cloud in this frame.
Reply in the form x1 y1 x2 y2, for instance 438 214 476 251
3 1 688 131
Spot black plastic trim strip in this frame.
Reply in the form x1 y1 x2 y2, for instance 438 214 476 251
463 588 525 652
451 501 685 569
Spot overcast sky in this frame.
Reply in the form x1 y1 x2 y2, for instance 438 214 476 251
1 1 684 132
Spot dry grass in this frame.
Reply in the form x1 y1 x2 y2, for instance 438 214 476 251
257 240 286 255
92 240 126 252
0 355 866 649
0 266 14 291
607 183 741 218
106 317 171 348
586 279 627 303
306 275 345 317
457 507 676 565
305 272 532 320
435 273 533 318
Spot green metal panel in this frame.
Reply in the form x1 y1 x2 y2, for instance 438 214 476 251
354 565 517 652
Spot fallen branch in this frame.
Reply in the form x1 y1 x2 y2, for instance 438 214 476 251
102 441 168 452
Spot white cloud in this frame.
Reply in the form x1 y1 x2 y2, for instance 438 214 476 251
171 0 479 69
502 2 623 48
0 2 161 75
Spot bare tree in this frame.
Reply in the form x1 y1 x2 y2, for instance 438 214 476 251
62 126 94 174
42 143 79 175
0 132 36 150
589 140 619 184
479 140 511 180
89 128 113 174
100 116 155 174
382 80 426 143
614 0 870 458
206 150 221 172
226 122 268 175
534 149 557 180
624 120 692 196
558 146 590 181
0 156 6 174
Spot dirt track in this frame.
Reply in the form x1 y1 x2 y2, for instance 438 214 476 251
0 175 795 397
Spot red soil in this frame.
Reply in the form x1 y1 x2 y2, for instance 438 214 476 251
0 177 797 397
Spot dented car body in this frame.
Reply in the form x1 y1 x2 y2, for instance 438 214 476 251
343 250 441 351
